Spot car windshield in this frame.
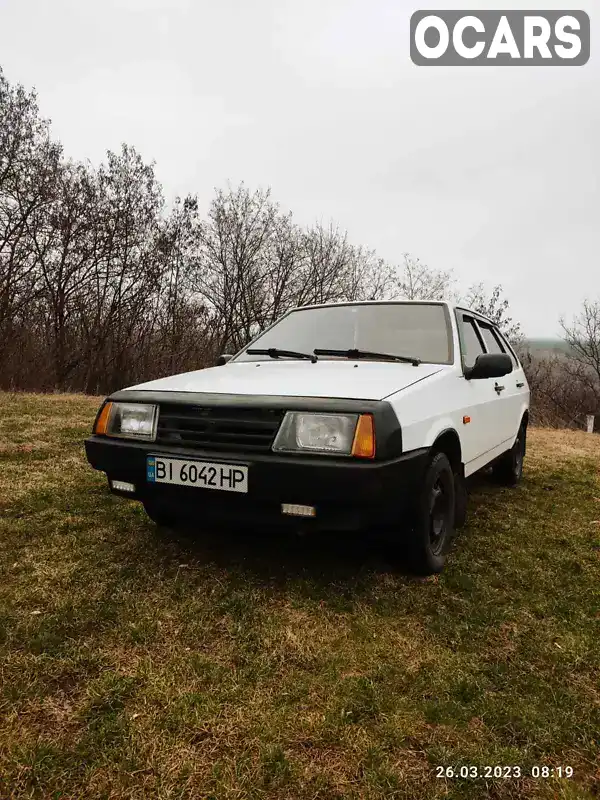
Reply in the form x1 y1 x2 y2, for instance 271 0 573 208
234 303 453 365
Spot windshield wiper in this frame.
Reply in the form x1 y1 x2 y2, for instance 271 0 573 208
246 347 318 363
313 348 421 366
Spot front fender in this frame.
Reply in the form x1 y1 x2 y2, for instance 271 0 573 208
396 412 462 455
422 416 460 450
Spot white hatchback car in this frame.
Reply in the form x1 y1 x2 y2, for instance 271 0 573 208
86 301 530 574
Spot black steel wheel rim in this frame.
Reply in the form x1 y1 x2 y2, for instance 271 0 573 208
429 475 450 554
514 431 524 476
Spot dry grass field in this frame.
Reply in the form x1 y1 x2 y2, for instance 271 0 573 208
0 392 599 799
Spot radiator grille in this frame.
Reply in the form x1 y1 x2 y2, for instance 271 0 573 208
155 404 285 453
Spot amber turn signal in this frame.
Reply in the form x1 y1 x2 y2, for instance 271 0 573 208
94 402 113 435
351 414 375 459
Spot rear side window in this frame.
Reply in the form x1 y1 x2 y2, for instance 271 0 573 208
461 316 485 368
479 322 518 367
478 322 505 355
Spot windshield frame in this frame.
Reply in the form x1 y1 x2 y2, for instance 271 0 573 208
231 301 456 366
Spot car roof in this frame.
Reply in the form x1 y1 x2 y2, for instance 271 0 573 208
453 305 496 326
293 299 446 309
287 299 497 328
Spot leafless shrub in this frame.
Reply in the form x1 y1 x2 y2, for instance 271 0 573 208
463 282 523 344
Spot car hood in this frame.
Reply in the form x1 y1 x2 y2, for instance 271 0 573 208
126 360 445 401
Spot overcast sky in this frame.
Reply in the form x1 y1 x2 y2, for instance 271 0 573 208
0 0 597 336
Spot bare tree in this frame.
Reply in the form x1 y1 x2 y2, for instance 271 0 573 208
250 212 305 329
295 222 367 307
389 254 456 302
560 299 600 416
0 67 61 366
27 160 98 387
78 145 164 392
150 195 213 375
523 353 594 427
190 184 279 353
190 186 388 355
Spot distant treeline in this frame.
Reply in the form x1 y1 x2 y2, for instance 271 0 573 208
1 66 598 429
526 339 573 356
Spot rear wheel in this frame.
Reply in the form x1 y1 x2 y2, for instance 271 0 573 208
493 423 526 486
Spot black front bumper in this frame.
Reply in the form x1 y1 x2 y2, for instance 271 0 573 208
84 436 429 532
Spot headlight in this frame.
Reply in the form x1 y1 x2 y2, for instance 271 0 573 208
272 412 375 458
93 402 158 441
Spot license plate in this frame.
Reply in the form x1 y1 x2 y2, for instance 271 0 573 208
146 456 248 493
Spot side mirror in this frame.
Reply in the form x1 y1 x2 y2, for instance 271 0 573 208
465 353 512 380
216 354 233 366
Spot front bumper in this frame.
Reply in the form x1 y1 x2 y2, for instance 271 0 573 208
85 436 429 532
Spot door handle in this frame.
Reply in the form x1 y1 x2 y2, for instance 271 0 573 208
516 382 525 388
494 382 505 394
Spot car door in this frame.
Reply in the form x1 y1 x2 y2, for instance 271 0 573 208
478 322 528 443
457 313 501 470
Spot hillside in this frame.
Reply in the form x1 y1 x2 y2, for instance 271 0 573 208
524 338 573 358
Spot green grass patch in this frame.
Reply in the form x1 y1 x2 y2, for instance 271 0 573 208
0 392 598 799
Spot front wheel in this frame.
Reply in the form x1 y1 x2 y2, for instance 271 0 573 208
384 451 456 575
143 499 177 530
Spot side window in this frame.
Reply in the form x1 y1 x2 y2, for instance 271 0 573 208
461 315 485 369
478 322 505 355
489 325 519 368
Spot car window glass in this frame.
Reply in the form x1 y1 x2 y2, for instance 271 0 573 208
235 303 453 364
461 316 485 369
479 323 504 355
491 326 519 367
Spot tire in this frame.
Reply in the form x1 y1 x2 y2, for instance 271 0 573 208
401 451 456 575
493 423 526 486
143 499 177 530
